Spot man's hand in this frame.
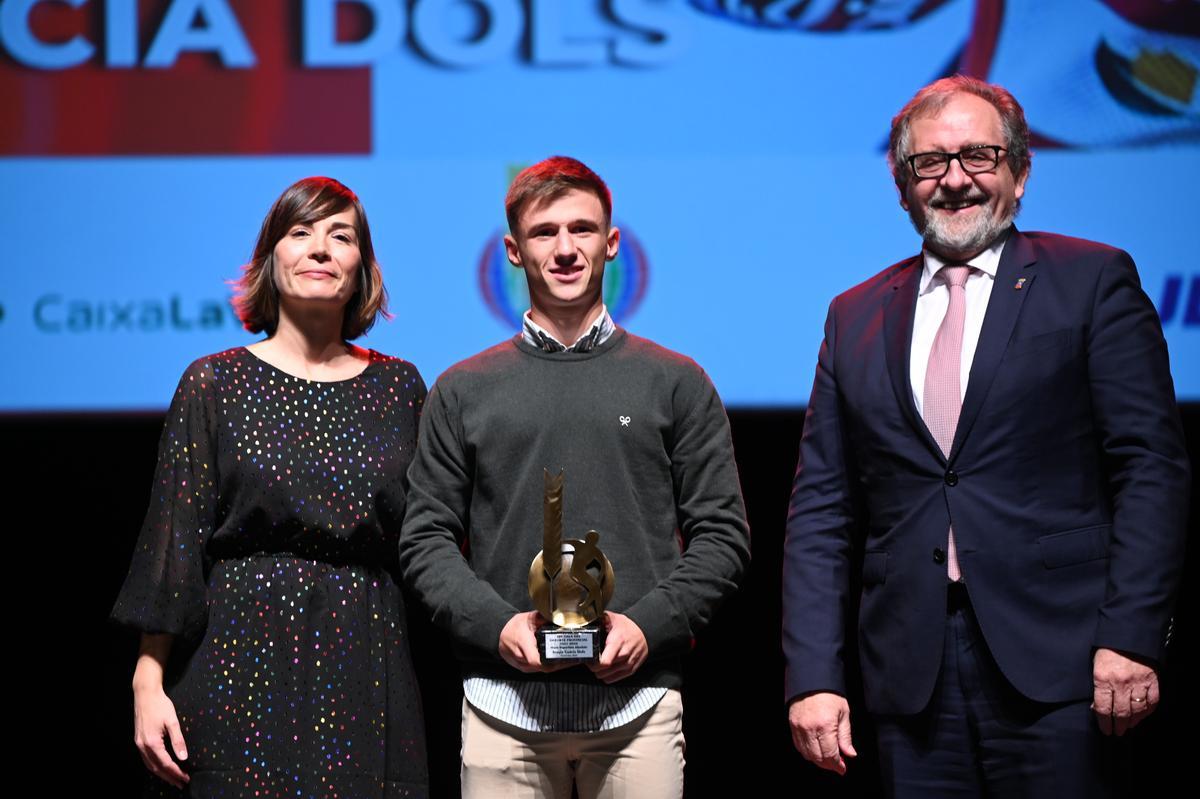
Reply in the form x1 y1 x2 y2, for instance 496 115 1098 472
588 611 648 684
1093 647 1160 736
498 611 562 673
788 692 856 776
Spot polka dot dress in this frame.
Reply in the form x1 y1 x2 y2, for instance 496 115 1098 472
113 348 428 798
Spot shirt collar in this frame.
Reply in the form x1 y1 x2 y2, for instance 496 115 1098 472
521 306 615 353
919 229 1010 295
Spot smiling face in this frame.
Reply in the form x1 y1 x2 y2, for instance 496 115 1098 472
900 92 1028 261
272 208 362 314
504 188 620 320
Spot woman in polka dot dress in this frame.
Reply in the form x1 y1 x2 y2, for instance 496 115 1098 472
113 177 429 798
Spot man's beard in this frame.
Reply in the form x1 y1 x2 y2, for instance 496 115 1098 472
910 189 1017 259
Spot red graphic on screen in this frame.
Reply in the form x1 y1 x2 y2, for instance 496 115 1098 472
0 1 371 155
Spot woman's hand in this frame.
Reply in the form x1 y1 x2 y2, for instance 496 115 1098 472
132 634 189 788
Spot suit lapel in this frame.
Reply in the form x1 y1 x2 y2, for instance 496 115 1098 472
950 230 1039 460
882 256 943 461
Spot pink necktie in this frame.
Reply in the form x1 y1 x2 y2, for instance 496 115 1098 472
923 265 971 582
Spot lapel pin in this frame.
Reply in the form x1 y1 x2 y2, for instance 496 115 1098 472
1014 277 1027 290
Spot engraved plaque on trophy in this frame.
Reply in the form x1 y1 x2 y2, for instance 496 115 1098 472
528 468 615 662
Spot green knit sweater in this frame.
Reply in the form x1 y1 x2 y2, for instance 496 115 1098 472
400 329 750 688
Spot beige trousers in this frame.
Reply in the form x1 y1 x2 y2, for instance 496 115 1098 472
460 690 685 799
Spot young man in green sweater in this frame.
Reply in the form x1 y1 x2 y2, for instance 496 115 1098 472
400 156 750 798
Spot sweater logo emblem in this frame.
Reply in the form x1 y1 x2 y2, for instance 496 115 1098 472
619 415 631 427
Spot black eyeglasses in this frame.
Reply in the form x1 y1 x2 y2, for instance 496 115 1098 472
907 146 1007 178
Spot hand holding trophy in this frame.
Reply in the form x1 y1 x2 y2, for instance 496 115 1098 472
528 469 615 662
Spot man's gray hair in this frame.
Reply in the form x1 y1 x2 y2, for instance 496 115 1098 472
888 75 1032 186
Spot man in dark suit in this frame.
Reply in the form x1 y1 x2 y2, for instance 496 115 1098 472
783 76 1190 796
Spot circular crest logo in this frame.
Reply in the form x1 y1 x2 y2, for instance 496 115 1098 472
478 224 649 328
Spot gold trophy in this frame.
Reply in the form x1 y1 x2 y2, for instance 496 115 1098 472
528 468 615 662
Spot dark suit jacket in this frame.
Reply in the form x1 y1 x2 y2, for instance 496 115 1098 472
782 229 1190 715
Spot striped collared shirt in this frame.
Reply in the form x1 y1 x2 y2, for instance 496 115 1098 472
521 306 616 353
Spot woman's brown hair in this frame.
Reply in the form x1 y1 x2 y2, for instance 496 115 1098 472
233 177 389 340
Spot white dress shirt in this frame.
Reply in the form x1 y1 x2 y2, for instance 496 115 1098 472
909 234 1010 415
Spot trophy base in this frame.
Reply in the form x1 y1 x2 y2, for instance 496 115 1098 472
537 622 606 663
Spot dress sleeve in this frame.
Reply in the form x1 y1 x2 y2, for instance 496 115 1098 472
111 359 220 641
376 364 427 538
